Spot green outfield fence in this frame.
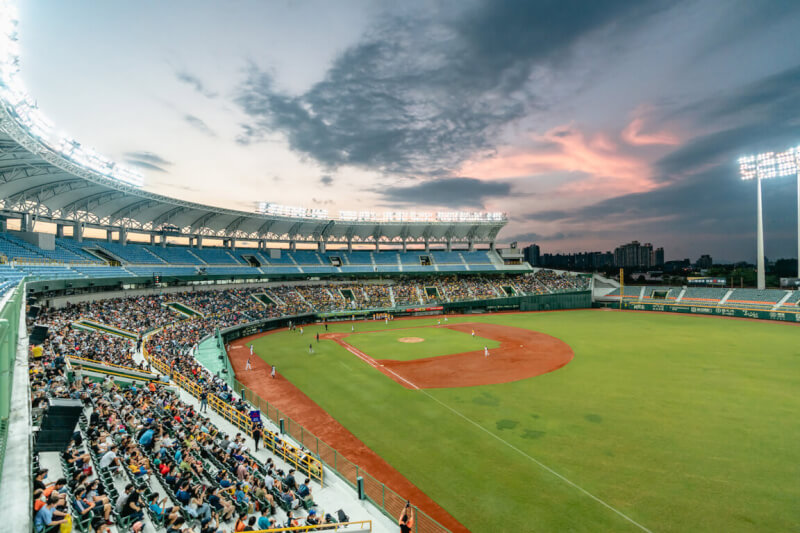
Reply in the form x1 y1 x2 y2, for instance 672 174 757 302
597 300 800 322
0 281 24 481
234 380 450 533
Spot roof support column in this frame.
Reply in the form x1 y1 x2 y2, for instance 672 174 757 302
161 235 167 248
289 240 296 252
425 239 430 252
196 236 203 249
402 240 407 252
55 223 64 239
468 240 474 251
120 227 127 246
20 213 31 233
446 239 452 252
73 221 83 243
150 233 156 245
347 239 353 253
106 229 113 243
229 238 236 249
318 240 326 253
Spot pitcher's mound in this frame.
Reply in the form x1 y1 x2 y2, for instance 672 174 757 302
398 337 424 343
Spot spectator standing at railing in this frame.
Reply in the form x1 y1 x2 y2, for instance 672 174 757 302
200 388 208 412
252 423 262 451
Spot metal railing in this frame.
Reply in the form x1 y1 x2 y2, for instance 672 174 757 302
251 519 372 532
234 380 450 533
0 280 24 481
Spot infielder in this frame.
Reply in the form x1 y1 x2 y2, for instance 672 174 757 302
484 346 489 357
246 358 252 370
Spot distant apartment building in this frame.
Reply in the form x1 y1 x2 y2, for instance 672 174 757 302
614 241 655 268
696 254 713 269
523 244 541 267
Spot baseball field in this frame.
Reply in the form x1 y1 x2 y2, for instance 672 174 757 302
242 310 800 532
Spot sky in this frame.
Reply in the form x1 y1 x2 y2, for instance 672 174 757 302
14 0 800 262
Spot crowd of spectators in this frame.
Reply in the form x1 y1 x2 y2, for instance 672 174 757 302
30 317 337 532
33 322 141 370
44 297 180 333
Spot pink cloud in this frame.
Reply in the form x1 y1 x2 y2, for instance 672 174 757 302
460 124 657 194
621 116 680 146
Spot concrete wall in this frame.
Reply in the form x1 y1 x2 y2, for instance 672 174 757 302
13 230 55 251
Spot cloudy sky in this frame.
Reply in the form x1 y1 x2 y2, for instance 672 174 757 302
15 0 800 262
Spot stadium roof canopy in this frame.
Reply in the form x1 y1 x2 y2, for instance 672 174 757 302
0 100 506 247
0 3 506 248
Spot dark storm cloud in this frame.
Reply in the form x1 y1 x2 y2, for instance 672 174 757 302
505 231 580 242
175 70 218 99
519 63 800 258
378 177 512 208
524 209 570 222
320 175 334 187
658 64 800 179
235 0 671 175
123 151 173 173
184 114 216 137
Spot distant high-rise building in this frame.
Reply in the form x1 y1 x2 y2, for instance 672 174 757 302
614 241 659 268
697 254 713 269
523 244 540 266
653 247 665 266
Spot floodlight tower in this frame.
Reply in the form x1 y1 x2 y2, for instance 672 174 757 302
739 146 800 289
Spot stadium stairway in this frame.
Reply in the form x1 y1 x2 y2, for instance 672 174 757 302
774 292 794 310
718 290 734 306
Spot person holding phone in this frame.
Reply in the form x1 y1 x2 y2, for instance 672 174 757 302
399 501 414 533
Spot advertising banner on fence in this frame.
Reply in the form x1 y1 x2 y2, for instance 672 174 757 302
622 301 800 322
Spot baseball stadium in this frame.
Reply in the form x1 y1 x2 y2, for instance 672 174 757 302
2 2 800 533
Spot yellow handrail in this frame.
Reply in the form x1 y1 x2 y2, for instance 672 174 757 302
142 341 324 483
71 365 170 386
68 355 155 374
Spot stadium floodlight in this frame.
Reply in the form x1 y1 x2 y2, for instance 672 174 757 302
0 1 144 187
738 146 800 286
256 202 329 220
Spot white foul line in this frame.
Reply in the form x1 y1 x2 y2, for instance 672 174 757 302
341 342 420 390
419 390 653 533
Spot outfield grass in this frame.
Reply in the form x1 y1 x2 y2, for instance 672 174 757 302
250 311 800 532
345 326 500 361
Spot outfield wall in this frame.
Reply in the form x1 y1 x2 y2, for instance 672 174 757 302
596 300 800 323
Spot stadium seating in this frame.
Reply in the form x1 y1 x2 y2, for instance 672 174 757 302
372 253 399 265
460 251 493 264
94 242 166 264
725 289 788 310
430 251 463 264
680 287 728 303
0 233 47 261
71 266 134 278
55 238 104 263
147 246 205 265
191 247 242 265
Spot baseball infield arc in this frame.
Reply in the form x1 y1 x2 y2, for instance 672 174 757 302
323 322 574 389
229 317 573 533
